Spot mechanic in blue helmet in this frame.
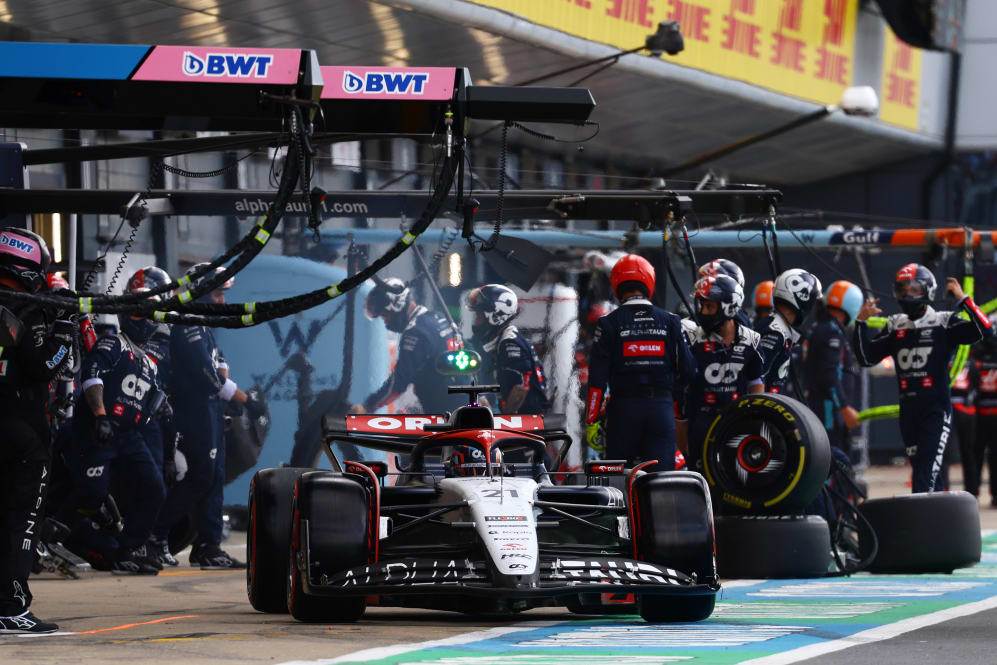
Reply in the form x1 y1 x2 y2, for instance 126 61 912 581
123 266 187 567
699 259 751 328
755 268 822 395
854 263 993 493
467 284 548 415
586 254 695 466
0 228 75 633
65 287 169 575
803 280 863 463
677 273 765 471
351 277 464 415
150 264 263 569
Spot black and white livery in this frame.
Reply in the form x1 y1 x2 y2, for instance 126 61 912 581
247 386 718 623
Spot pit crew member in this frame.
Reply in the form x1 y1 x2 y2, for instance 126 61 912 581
751 280 774 327
351 277 463 414
803 280 863 461
968 318 997 502
756 269 822 394
0 228 73 633
467 284 548 414
585 254 695 465
854 264 992 493
698 258 751 327
151 265 261 569
677 273 764 470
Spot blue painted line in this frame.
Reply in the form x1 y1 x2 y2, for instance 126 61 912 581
0 42 150 80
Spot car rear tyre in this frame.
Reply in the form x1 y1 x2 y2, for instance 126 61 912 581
640 593 715 623
858 491 981 574
702 393 831 514
287 471 370 622
715 515 831 578
247 467 309 613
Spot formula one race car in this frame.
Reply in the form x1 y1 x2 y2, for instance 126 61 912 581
247 384 719 623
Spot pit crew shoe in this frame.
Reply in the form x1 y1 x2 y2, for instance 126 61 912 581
111 548 160 576
189 544 246 570
150 538 179 567
0 611 59 634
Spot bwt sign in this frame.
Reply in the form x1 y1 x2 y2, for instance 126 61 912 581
183 51 274 78
342 70 430 95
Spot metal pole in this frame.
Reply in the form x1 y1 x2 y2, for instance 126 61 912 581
68 213 78 290
411 242 462 345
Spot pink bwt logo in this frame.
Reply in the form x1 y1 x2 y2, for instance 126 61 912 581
182 51 274 78
342 70 430 95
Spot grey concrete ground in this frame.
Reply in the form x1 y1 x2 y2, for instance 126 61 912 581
3 464 995 665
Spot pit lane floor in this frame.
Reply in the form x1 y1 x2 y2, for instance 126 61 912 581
5 464 997 665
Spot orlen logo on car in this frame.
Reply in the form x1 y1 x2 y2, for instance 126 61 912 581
622 341 664 357
342 70 430 95
183 51 274 78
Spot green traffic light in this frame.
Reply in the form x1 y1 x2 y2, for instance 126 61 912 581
455 350 469 371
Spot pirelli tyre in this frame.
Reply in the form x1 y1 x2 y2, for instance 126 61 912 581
702 393 831 514
857 492 981 574
287 471 370 622
715 515 831 578
632 471 718 622
247 467 309 613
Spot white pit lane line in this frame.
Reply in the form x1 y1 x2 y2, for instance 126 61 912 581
277 622 562 665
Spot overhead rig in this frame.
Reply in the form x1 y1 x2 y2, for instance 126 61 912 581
0 40 782 328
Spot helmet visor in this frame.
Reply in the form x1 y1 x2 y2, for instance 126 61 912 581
894 280 926 299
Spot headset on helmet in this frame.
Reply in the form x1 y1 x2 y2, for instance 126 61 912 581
752 280 774 310
824 280 864 325
693 273 744 331
699 258 745 289
894 263 936 318
0 227 51 293
127 266 173 295
609 254 655 300
448 444 503 478
773 269 823 329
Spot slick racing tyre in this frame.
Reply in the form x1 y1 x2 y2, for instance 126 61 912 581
715 515 831 579
631 471 717 623
247 467 309 613
702 393 831 514
287 471 370 622
858 491 981 574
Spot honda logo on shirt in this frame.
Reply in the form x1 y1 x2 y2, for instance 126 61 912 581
622 341 664 357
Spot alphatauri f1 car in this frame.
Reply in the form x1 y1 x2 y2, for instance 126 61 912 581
247 385 719 623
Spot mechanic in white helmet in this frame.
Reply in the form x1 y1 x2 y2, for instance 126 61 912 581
755 269 823 394
466 284 549 414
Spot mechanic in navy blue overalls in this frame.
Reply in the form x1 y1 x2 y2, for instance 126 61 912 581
854 263 993 493
755 269 822 395
351 277 464 415
0 228 74 634
467 284 548 415
804 280 863 463
151 264 262 569
123 266 185 567
585 254 695 466
676 273 765 472
67 309 166 575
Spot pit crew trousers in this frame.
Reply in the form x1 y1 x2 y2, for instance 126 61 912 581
605 396 676 468
153 400 225 546
0 406 50 616
65 428 166 550
975 411 997 501
899 406 951 493
952 406 979 496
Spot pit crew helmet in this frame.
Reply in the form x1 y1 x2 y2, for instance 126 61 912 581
365 277 412 333
752 280 774 311
773 269 822 330
698 258 745 289
0 227 51 293
182 262 234 303
893 263 936 319
610 254 655 300
449 444 504 477
824 280 864 326
121 266 174 343
693 273 743 332
126 266 173 295
468 284 518 341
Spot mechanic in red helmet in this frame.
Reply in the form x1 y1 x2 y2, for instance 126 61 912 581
854 263 993 493
584 254 695 466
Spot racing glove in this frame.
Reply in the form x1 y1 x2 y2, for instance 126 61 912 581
93 414 114 446
174 449 188 483
586 422 605 454
245 390 266 420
